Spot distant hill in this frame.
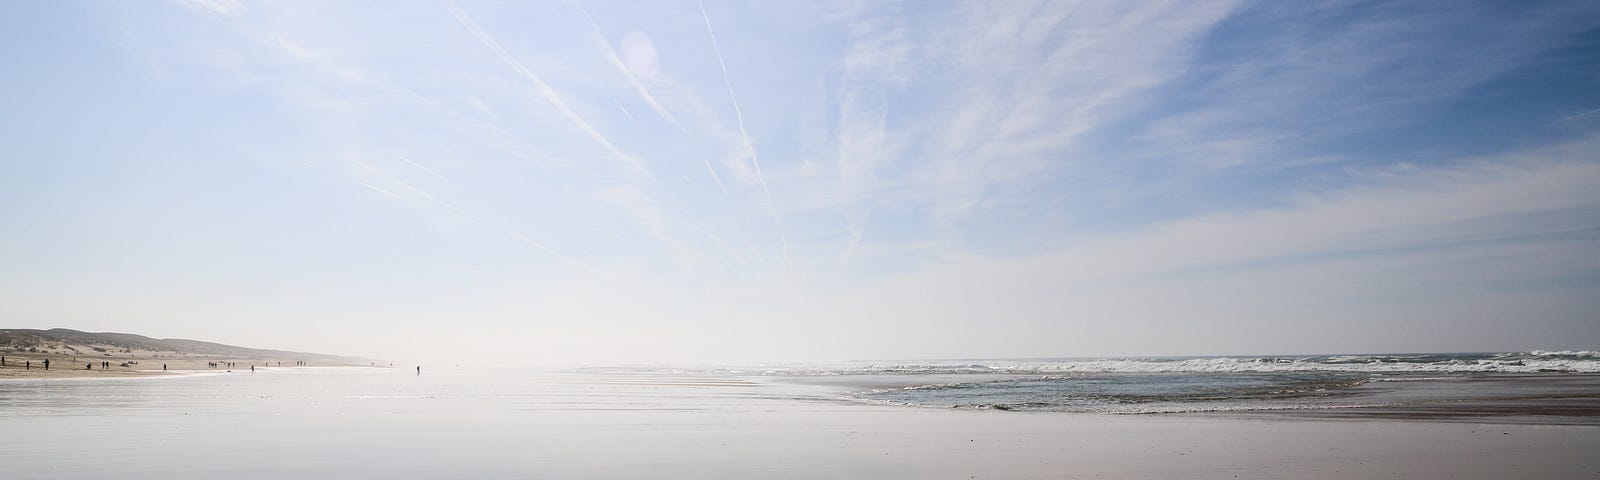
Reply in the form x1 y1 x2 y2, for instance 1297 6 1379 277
0 328 358 362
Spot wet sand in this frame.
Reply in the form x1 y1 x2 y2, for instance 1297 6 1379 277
1230 374 1600 425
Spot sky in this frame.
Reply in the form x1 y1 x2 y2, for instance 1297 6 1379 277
2 0 1599 365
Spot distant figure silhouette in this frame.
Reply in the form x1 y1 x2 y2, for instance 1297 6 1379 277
163 364 167 371
87 363 92 370
26 360 31 370
43 358 49 370
417 366 421 375
250 365 255 372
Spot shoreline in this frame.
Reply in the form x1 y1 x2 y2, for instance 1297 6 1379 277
767 372 1600 426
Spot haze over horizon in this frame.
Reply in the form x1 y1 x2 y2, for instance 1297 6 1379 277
4 0 1599 365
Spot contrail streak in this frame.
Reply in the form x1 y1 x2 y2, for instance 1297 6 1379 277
398 155 453 185
442 0 646 176
1556 107 1600 124
699 0 789 261
577 2 726 193
575 1 686 132
703 157 727 193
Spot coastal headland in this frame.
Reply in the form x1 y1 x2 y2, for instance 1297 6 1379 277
0 328 365 378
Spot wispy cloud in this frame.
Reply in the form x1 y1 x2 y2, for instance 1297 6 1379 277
45 0 1600 360
595 185 703 272
1125 1 1600 172
352 159 576 264
487 224 572 263
910 1 1241 229
833 96 894 272
435 0 746 274
441 0 648 177
819 136 1600 356
170 0 244 17
573 1 686 132
826 2 910 272
570 2 732 195
1557 107 1600 124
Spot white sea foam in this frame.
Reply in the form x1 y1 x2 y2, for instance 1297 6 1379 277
844 357 1600 374
591 352 1600 378
1526 350 1600 357
783 352 1600 376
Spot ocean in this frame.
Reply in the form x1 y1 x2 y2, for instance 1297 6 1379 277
601 351 1600 415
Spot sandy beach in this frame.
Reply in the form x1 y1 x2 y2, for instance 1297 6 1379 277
3 367 1597 479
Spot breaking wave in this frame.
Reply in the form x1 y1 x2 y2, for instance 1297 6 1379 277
733 352 1600 376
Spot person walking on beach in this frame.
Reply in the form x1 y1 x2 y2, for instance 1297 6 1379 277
417 366 421 375
43 358 49 370
25 360 30 370
163 363 167 371
250 365 255 372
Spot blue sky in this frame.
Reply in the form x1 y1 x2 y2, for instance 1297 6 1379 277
3 0 1598 363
